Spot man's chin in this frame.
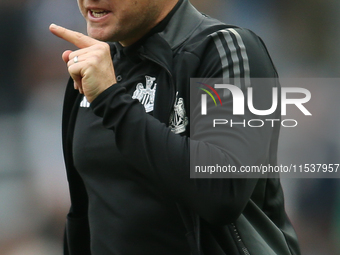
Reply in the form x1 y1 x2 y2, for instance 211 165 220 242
87 27 116 42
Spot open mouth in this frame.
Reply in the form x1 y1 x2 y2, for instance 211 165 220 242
89 9 110 18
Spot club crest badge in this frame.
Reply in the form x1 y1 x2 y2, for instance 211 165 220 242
80 96 90 108
169 92 189 134
132 75 157 113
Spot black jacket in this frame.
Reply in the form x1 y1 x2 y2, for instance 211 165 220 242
61 0 300 254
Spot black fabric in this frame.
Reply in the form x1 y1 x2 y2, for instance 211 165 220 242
112 44 161 91
72 29 190 253
73 96 189 254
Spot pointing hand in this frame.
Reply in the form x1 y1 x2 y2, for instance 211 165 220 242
49 24 117 103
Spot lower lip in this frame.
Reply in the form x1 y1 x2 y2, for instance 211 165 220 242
87 10 112 22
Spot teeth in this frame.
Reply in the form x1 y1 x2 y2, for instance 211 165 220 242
91 10 108 18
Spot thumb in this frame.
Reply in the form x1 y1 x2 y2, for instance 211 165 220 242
62 50 73 63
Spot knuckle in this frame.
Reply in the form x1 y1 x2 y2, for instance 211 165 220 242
67 65 73 73
71 31 85 46
103 42 110 50
87 58 98 67
75 31 84 40
68 64 79 74
87 52 101 64
98 42 110 51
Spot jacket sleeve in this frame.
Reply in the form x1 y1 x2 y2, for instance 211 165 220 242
90 28 280 225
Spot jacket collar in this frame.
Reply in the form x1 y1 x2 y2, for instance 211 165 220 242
159 0 205 50
135 0 205 73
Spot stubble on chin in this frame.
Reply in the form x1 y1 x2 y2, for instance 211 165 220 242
86 25 116 42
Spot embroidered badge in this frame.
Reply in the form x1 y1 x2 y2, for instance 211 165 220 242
132 75 157 113
80 96 90 108
169 92 189 134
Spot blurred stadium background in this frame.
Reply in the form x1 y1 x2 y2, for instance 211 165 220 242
1 0 339 254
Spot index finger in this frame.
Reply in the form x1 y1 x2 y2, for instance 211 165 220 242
49 23 99 49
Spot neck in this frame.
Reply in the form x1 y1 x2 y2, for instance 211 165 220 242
119 0 179 47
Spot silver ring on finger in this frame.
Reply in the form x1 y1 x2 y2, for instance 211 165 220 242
73 56 79 63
